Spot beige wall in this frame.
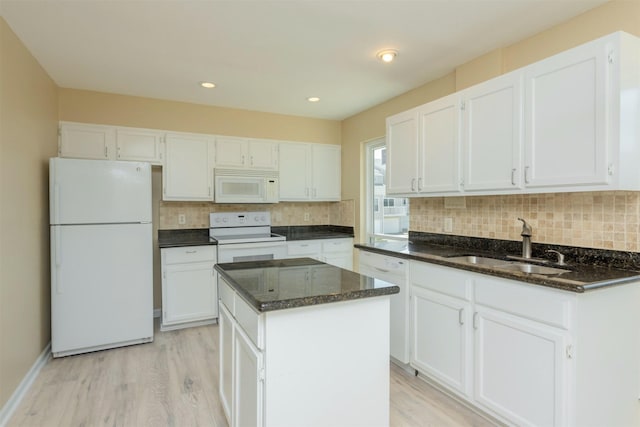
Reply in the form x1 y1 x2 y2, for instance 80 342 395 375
59 89 341 145
0 18 58 409
342 0 640 247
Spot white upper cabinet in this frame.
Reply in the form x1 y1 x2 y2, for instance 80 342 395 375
523 36 610 189
215 136 278 170
115 128 164 165
59 122 115 160
279 142 341 201
461 72 522 192
163 133 214 201
418 94 461 193
386 95 461 196
386 108 419 194
386 31 640 196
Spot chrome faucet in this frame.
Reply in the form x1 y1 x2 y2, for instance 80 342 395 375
517 218 532 259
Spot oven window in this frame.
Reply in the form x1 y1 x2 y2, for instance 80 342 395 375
232 254 273 262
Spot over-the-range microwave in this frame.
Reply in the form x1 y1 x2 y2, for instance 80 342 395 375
214 168 279 203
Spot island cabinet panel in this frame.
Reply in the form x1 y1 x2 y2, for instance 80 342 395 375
218 271 392 427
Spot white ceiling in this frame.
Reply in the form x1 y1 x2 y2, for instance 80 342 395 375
0 0 608 120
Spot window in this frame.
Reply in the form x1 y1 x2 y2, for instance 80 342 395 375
365 138 409 243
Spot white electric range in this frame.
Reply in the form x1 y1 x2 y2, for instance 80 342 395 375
209 212 287 263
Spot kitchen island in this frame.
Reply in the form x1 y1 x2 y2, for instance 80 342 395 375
215 258 399 427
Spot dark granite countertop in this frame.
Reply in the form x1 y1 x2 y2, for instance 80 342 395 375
355 232 640 293
272 225 354 241
158 229 216 248
215 258 399 312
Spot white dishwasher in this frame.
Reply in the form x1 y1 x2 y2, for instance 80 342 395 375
359 250 409 364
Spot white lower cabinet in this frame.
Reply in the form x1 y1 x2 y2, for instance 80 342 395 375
233 325 264 427
411 286 472 397
410 260 640 426
474 306 569 426
218 304 234 422
160 246 218 331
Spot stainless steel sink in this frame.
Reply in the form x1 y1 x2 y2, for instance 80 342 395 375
498 263 571 275
447 256 510 267
447 255 571 275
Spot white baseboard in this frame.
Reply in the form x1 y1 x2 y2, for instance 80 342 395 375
153 308 161 318
0 342 51 427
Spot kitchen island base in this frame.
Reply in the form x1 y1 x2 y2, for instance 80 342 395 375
219 276 392 427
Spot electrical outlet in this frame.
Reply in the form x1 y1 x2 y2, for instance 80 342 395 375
304 212 310 221
444 217 453 233
178 214 186 225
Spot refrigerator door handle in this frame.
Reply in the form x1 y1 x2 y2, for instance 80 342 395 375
53 183 60 224
54 227 62 294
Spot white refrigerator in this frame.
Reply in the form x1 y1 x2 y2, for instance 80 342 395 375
50 157 153 357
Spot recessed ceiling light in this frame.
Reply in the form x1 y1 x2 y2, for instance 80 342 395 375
200 81 216 89
377 49 398 63
307 97 320 102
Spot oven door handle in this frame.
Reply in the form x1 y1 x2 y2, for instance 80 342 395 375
218 241 287 249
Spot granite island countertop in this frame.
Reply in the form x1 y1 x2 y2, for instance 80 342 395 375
356 234 640 293
215 257 399 312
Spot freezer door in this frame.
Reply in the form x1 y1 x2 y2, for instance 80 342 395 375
50 157 151 225
51 223 153 356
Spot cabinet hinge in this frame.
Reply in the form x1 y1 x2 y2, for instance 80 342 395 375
566 344 573 359
608 163 615 176
259 368 266 381
460 101 465 111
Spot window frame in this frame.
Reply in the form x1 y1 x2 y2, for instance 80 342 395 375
365 138 408 244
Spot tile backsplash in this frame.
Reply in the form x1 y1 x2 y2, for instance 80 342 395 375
410 192 640 252
159 200 355 229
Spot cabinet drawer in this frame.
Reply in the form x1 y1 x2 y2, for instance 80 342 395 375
410 261 471 300
322 238 353 253
474 277 573 330
219 277 236 314
288 241 322 256
359 251 407 278
163 245 216 264
235 294 264 350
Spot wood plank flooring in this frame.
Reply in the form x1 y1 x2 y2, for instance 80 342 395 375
8 322 495 427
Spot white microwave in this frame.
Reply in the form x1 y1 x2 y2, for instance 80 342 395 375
214 168 279 203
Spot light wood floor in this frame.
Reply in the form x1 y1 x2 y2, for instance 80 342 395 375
8 322 495 427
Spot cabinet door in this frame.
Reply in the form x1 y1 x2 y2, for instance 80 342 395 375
59 122 115 160
311 144 341 200
524 39 610 188
162 261 218 325
463 73 522 191
474 306 569 426
248 140 278 170
215 136 248 168
411 286 472 397
418 94 461 193
279 142 311 200
115 128 164 165
219 304 235 425
386 109 419 194
163 134 213 201
234 326 264 427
